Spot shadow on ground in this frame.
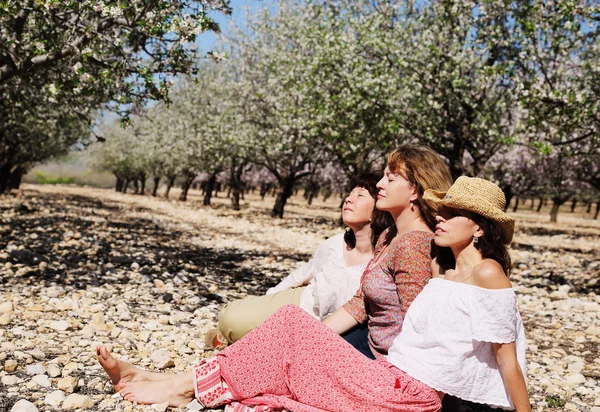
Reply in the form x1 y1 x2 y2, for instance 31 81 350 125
0 191 310 304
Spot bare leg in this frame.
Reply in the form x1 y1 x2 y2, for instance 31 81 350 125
96 346 169 390
119 371 196 407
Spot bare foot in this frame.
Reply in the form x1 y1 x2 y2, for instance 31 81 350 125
119 372 196 406
96 346 168 390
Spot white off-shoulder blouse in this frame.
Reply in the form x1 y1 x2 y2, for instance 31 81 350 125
386 278 527 410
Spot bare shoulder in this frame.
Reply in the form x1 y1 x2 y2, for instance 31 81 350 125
473 260 512 290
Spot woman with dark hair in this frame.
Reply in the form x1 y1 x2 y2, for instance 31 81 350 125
97 176 530 412
213 171 394 345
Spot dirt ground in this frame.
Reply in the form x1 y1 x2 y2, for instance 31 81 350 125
0 184 599 411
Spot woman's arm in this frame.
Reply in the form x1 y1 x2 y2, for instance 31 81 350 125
266 259 315 294
323 307 359 334
493 342 531 412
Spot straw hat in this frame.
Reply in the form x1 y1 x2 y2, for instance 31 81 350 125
423 176 515 244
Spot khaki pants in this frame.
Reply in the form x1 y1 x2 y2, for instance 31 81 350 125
218 287 306 344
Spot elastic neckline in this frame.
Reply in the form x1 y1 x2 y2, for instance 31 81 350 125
429 277 513 293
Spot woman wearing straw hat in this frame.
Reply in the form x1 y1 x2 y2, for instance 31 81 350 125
97 177 530 412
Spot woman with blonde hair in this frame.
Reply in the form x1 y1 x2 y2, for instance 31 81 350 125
97 176 530 412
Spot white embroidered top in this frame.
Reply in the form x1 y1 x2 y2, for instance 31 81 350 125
386 278 527 410
266 233 366 320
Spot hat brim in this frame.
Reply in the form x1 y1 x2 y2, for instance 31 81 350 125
423 190 515 244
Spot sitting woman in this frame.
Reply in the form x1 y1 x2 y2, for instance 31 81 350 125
214 171 394 345
97 177 530 412
325 145 452 359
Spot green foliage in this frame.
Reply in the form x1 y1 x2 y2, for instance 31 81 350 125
34 172 77 185
545 393 567 408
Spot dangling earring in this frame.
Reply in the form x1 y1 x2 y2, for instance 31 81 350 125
410 201 414 211
369 218 372 223
473 236 479 244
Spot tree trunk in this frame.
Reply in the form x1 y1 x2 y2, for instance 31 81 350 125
0 163 12 194
151 176 160 197
570 199 577 213
230 160 246 211
164 176 175 199
512 197 519 213
138 172 146 195
502 185 513 212
260 183 271 200
322 189 332 202
595 201 600 220
203 172 217 206
530 198 535 209
536 198 544 212
115 177 123 192
179 173 195 202
587 202 592 213
122 179 130 193
550 197 567 223
271 177 295 218
9 165 24 189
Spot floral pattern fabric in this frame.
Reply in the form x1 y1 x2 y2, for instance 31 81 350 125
343 229 434 357
193 305 441 412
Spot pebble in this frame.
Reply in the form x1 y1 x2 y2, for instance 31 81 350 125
0 301 13 313
26 364 46 375
48 320 71 331
2 375 19 385
46 363 61 377
9 400 39 412
31 374 51 388
5 359 18 371
152 402 169 412
1 187 599 411
44 390 66 407
150 349 174 369
57 376 78 393
62 393 94 410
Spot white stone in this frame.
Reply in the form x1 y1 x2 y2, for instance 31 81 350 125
48 320 71 331
44 390 66 407
2 375 19 385
47 363 61 377
150 349 174 369
31 374 51 388
152 402 169 412
57 376 78 393
0 301 13 313
566 373 587 385
10 400 39 412
62 394 94 410
28 349 45 360
25 364 45 375
186 399 204 411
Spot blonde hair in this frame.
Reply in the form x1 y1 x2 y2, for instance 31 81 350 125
387 145 453 231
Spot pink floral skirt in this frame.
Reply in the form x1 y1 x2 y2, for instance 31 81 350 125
193 305 441 412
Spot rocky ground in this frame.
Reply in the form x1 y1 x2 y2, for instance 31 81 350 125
0 184 599 412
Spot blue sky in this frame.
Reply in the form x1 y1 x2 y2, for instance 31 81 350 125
196 0 262 53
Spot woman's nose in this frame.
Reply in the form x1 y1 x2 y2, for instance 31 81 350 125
435 214 444 222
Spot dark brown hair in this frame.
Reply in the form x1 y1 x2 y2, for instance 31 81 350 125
343 171 395 249
433 213 512 277
387 145 453 231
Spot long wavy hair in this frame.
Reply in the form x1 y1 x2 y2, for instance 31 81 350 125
343 171 395 249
